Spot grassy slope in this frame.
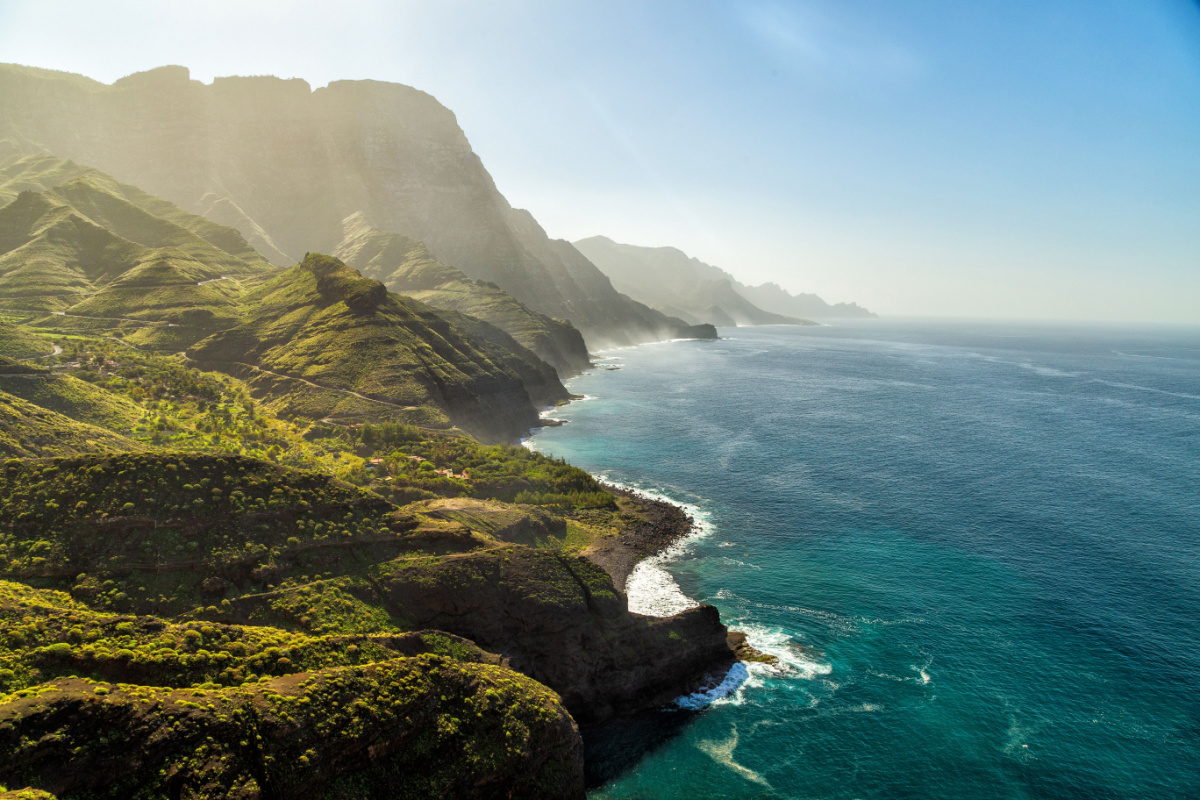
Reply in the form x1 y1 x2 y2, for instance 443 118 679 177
0 388 142 457
188 253 558 441
0 153 270 270
0 190 247 336
0 371 142 431
0 579 581 798
0 192 146 305
336 215 590 376
0 158 271 346
0 323 53 358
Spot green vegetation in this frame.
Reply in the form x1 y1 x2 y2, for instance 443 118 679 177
0 657 580 799
0 371 143 431
0 154 271 272
0 177 264 331
0 324 54 359
188 253 566 440
336 214 591 375
361 430 615 509
0 156 574 440
0 389 142 458
0 154 726 796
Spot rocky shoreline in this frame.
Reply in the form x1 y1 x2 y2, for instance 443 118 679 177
583 484 699 593
585 484 777 666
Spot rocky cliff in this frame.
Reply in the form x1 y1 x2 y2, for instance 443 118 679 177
0 64 714 346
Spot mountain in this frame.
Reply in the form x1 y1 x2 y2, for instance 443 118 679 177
335 213 591 376
0 64 716 347
0 155 272 341
187 253 568 441
574 235 875 322
0 153 272 269
0 157 572 441
734 280 875 319
573 236 812 327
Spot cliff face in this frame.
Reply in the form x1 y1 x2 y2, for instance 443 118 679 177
0 64 710 346
374 547 735 723
574 235 810 327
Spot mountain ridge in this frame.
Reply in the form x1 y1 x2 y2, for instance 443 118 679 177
187 252 568 442
574 235 875 324
334 213 592 376
0 63 719 347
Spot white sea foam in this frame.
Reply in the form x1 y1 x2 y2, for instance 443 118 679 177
696 724 771 788
1017 361 1081 378
676 662 751 710
603 479 715 617
735 623 832 681
625 557 699 617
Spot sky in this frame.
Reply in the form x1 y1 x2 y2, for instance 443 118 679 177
0 0 1198 322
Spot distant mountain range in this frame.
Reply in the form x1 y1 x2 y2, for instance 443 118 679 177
574 236 874 325
0 63 713 348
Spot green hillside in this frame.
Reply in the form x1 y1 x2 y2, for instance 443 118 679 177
188 253 565 441
0 153 271 270
0 191 146 307
0 387 142 457
0 188 250 347
0 160 573 440
0 157 274 349
0 360 143 432
0 322 53 358
0 329 734 795
336 214 591 375
0 451 730 727
0 581 582 799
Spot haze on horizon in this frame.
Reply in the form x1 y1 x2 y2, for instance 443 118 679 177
0 0 1197 324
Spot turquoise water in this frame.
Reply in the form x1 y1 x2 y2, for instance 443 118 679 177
527 321 1200 800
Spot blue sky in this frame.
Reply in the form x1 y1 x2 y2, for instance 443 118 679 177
1 0 1197 321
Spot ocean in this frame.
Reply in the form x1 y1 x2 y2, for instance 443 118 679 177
525 320 1200 800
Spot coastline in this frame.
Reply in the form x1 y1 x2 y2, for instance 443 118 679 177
583 483 778 669
585 484 698 594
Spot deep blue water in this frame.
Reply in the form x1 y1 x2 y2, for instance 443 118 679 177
527 320 1200 800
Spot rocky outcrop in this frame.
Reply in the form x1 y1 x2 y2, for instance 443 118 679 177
373 547 735 723
0 64 714 346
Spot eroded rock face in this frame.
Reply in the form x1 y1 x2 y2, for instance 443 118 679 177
0 65 709 345
373 548 735 723
0 658 584 800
